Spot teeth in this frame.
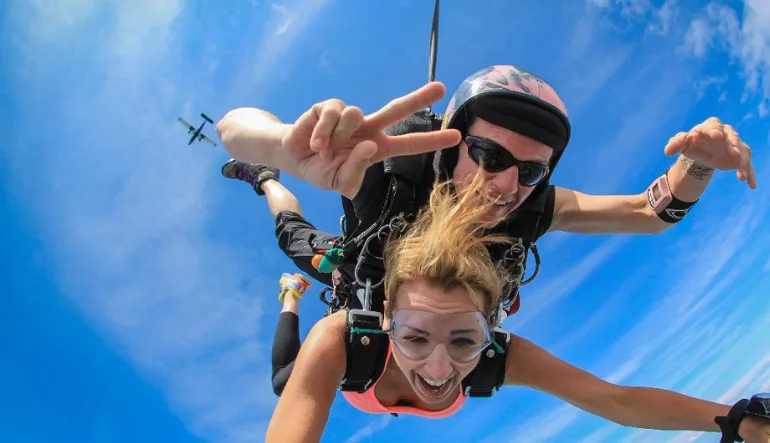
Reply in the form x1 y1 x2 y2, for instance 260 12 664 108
483 194 512 206
423 376 450 387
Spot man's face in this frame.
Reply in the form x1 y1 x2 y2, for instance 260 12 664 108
451 117 553 223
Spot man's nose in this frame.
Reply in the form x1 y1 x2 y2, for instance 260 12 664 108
490 166 519 195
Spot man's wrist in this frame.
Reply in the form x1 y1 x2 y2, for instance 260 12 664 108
680 155 715 181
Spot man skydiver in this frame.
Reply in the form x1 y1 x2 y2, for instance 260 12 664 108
216 65 757 319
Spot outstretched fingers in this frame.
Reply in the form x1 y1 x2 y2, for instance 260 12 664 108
365 82 448 129
376 128 462 161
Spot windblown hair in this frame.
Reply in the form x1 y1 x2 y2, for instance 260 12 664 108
383 171 513 322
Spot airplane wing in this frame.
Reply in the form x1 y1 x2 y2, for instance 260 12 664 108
177 117 195 131
199 133 217 147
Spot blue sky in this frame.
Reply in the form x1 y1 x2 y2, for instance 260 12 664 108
2 0 769 442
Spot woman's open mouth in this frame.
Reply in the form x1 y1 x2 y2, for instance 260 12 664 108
415 373 455 399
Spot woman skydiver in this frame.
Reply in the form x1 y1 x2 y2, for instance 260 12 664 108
262 171 769 443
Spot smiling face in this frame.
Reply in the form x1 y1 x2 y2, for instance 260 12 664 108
451 117 553 223
384 278 491 404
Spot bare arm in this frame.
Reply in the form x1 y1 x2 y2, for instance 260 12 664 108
549 154 714 235
504 336 728 432
215 108 300 176
265 312 348 443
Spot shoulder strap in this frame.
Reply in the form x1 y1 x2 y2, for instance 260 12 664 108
339 309 390 392
461 328 510 397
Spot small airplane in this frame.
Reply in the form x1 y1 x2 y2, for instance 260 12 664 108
178 113 217 146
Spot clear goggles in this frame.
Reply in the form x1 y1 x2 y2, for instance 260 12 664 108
383 309 503 363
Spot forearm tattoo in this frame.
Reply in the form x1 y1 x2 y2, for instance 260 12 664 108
680 156 714 181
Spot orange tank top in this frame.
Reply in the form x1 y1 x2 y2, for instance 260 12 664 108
340 341 466 418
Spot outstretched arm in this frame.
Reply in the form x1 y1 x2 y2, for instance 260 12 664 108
216 83 461 199
549 117 755 235
266 311 348 443
549 154 713 235
504 336 728 433
215 108 298 175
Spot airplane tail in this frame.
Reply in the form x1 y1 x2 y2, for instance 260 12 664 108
201 113 214 124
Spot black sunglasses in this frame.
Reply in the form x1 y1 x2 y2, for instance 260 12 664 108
465 135 550 187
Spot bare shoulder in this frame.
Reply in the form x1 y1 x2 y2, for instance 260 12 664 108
304 310 348 352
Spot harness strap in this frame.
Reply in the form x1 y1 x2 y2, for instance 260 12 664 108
462 328 510 397
339 309 389 392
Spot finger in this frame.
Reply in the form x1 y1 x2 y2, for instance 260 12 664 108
724 125 745 176
705 121 725 141
325 106 365 161
290 107 321 144
699 116 724 136
365 82 448 129
663 132 689 156
310 99 345 153
738 144 750 181
335 140 378 198
747 162 757 189
375 128 462 161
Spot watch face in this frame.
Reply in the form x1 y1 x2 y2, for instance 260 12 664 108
652 183 662 200
747 393 770 418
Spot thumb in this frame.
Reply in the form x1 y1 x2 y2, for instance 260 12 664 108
335 140 378 199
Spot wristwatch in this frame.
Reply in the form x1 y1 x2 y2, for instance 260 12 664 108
646 173 698 223
715 393 770 443
647 174 673 213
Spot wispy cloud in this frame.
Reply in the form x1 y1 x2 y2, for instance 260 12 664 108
584 0 679 35
230 0 333 102
580 63 691 193
557 1 700 193
487 147 770 442
646 0 678 36
343 415 393 443
681 0 770 117
5 1 333 442
508 237 626 333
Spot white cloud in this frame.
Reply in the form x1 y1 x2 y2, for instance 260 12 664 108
682 0 770 117
584 0 678 35
5 0 333 442
718 91 728 103
579 425 618 443
343 415 393 443
683 18 713 58
646 0 678 36
230 0 332 101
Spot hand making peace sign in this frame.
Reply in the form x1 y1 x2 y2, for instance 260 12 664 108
281 82 462 198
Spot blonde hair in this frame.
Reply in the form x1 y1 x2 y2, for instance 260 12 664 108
383 171 513 321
